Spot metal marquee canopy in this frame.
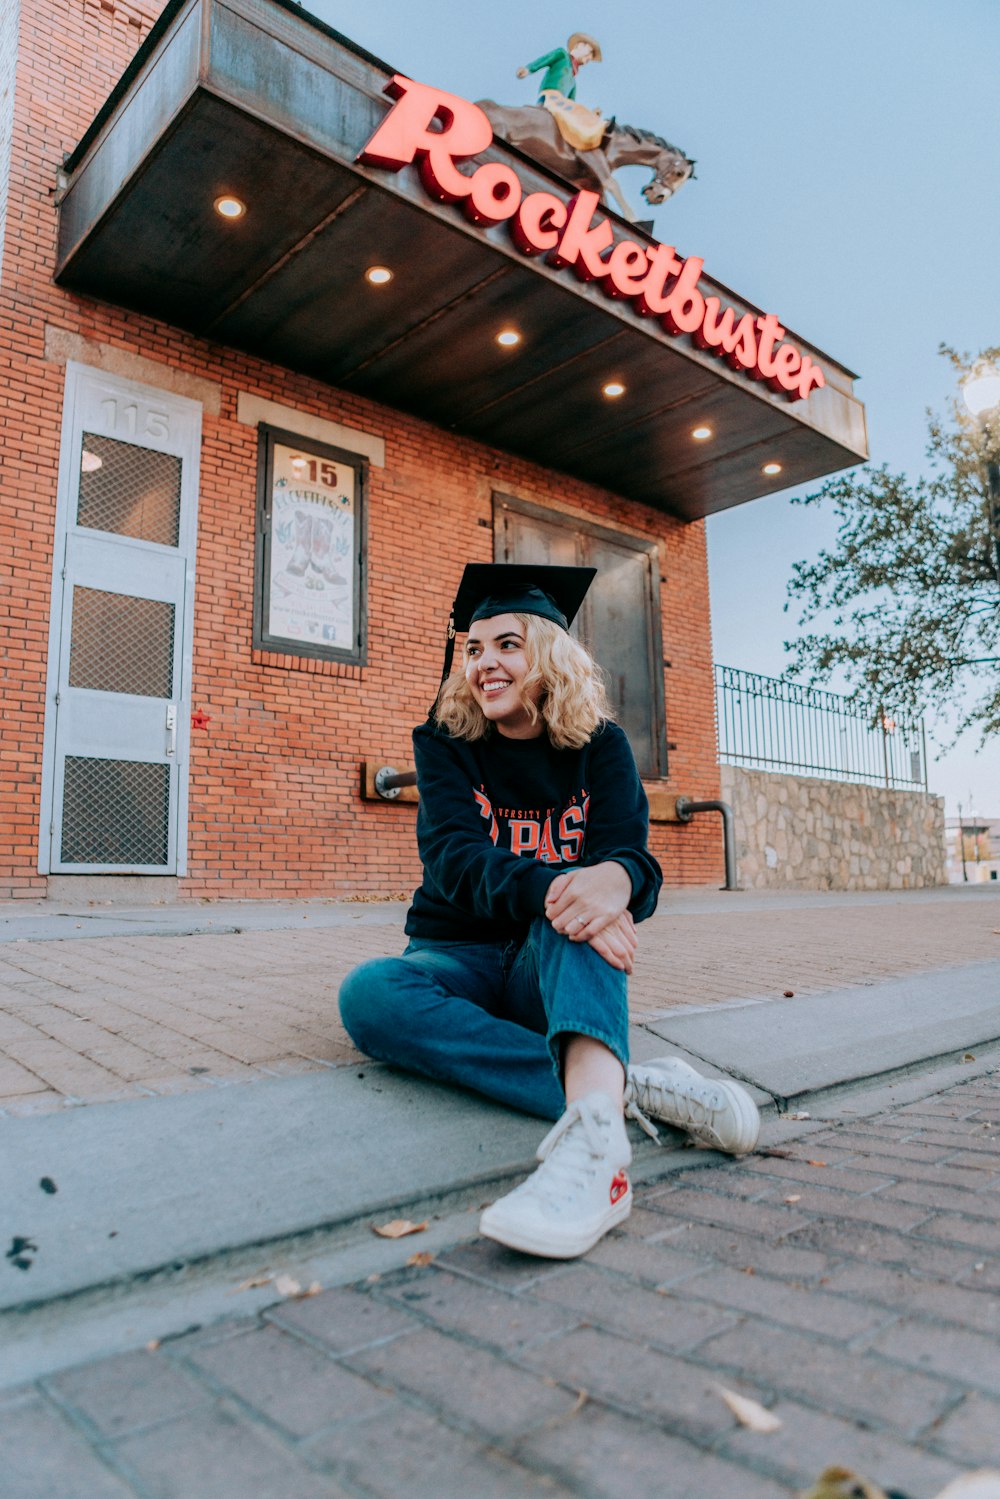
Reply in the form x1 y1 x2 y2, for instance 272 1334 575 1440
56 0 868 521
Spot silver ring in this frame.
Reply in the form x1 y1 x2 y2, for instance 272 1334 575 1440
572 916 584 927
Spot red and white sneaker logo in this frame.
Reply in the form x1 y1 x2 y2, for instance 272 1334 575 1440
609 1171 629 1205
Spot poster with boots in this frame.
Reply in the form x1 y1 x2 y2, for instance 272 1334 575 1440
267 443 355 649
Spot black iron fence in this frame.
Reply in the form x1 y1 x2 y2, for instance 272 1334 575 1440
715 665 928 791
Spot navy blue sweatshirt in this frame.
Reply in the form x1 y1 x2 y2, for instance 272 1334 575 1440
405 717 662 942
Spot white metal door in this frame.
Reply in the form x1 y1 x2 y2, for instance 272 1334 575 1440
40 364 201 875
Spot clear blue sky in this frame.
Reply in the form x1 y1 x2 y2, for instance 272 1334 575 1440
308 0 1000 816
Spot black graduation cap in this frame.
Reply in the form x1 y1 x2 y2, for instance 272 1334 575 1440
435 563 596 704
453 563 596 633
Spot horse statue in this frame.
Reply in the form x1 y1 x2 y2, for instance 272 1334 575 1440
476 101 695 223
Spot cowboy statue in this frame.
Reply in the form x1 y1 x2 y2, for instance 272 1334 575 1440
516 33 605 152
478 33 694 224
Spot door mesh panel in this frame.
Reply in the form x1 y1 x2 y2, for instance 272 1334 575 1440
61 757 170 866
69 588 175 698
78 434 181 546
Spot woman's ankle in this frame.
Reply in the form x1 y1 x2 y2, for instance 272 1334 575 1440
562 1034 626 1114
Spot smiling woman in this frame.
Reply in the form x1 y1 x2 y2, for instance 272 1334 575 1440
464 615 542 737
338 562 760 1262
440 609 607 746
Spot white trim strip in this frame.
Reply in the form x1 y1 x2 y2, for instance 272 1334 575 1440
236 393 385 467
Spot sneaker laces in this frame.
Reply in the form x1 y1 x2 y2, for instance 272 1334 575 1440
628 1072 726 1134
623 1095 661 1144
513 1097 614 1207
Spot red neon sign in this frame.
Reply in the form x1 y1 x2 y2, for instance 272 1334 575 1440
358 76 825 403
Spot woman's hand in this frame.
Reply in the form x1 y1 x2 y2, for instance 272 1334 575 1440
544 861 633 941
586 910 638 973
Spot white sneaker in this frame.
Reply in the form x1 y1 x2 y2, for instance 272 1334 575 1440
625 1057 760 1155
479 1092 632 1259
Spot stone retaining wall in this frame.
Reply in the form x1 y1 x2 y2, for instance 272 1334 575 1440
720 765 946 890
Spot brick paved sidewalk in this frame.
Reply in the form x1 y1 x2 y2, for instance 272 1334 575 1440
4 1069 997 1498
2 887 998 1117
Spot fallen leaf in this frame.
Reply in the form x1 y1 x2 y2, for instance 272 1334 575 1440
566 1387 588 1418
740 1265 756 1275
930 1473 1000 1499
146 1339 160 1352
806 1160 828 1168
231 1273 274 1293
407 1251 434 1267
372 1218 428 1239
963 1053 976 1062
714 1384 782 1433
799 1465 892 1499
784 1194 802 1203
788 1112 811 1121
783 990 795 998
39 1178 58 1195
274 1274 302 1297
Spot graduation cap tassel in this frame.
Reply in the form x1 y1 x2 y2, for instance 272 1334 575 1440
430 612 457 717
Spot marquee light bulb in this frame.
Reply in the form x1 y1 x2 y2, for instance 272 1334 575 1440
603 381 626 398
692 426 712 440
365 265 394 285
496 329 521 347
762 462 782 475
214 195 246 219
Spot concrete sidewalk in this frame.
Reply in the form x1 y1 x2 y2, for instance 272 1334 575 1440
1 885 998 1361
4 963 999 1328
2 884 998 1117
2 885 1000 1495
3 1044 999 1497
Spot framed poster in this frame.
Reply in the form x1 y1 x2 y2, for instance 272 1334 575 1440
254 424 367 664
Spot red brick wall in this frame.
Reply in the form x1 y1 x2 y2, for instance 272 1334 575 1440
0 0 723 900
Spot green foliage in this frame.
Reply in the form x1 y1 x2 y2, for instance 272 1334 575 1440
785 345 1000 742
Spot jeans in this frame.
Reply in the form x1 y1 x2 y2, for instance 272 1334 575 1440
338 916 629 1122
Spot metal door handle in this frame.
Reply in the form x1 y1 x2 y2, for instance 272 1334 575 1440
165 703 177 756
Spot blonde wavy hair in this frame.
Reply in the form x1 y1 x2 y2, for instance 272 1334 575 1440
434 613 611 749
